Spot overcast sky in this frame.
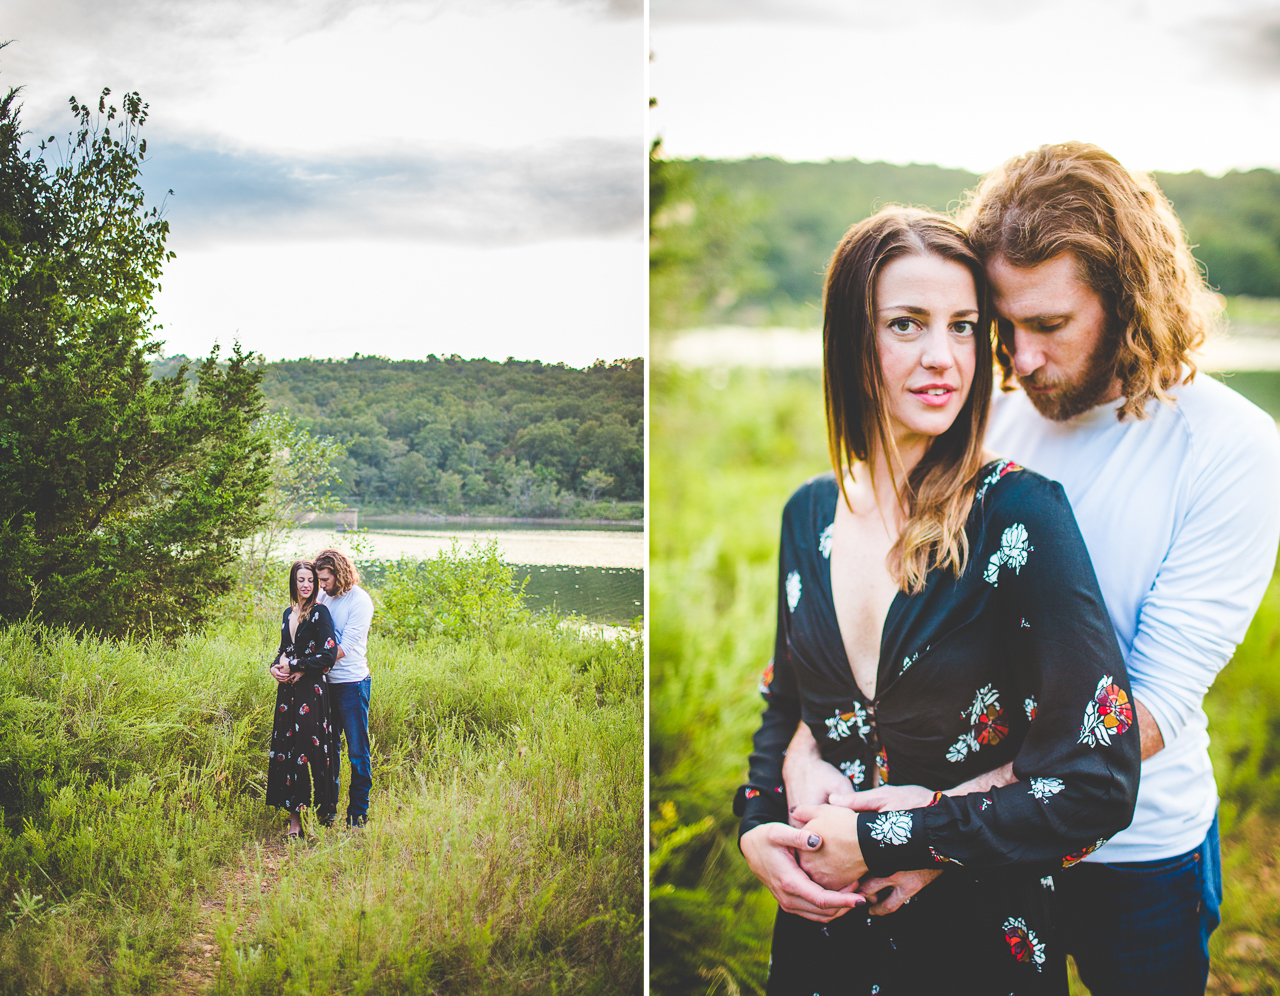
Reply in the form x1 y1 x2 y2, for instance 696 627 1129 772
649 0 1280 176
5 0 645 365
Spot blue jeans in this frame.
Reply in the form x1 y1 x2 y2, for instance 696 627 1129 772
1055 813 1222 995
325 677 372 822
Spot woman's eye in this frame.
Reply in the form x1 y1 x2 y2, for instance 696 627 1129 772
888 318 915 333
953 321 976 336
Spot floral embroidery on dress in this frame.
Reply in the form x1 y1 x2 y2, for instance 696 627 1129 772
757 662 774 699
875 746 889 784
984 523 1033 587
1078 675 1133 747
930 846 963 866
1040 876 1055 891
901 650 919 675
840 758 866 787
946 732 980 763
973 460 1023 503
825 702 872 742
785 570 802 612
818 522 834 559
868 811 913 846
1024 696 1037 722
1062 836 1109 868
1003 916 1046 971
1029 777 1064 801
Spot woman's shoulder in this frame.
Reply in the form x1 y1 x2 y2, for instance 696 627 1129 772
973 458 1070 521
306 602 334 625
783 471 839 517
281 606 292 624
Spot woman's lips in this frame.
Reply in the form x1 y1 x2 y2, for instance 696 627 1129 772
910 385 958 407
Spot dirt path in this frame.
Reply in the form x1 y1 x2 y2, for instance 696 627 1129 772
166 835 291 995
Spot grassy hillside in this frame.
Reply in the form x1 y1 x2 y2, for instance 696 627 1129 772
0 576 642 994
650 365 1280 995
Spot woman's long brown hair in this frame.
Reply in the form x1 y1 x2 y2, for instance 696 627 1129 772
823 207 995 593
288 560 319 616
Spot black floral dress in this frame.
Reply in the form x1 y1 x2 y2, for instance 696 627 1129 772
265 603 339 815
735 462 1141 996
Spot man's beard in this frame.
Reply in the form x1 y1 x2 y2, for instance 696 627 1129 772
1020 334 1119 422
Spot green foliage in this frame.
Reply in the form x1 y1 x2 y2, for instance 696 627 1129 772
668 157 1280 325
650 143 772 331
240 412 348 587
0 84 271 638
0 599 641 994
378 538 530 641
152 354 646 513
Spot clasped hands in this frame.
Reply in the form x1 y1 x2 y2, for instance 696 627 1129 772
270 655 301 684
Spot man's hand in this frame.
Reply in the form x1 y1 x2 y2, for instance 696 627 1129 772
829 783 936 812
335 646 346 661
1134 697 1164 760
784 724 855 826
858 869 944 915
740 822 866 923
791 804 868 891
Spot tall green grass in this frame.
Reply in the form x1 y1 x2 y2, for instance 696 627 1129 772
0 574 642 993
650 364 1280 996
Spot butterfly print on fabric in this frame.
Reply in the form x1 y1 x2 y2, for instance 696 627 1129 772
785 571 802 612
1078 675 1134 747
984 523 1033 587
757 662 774 699
1003 916 1046 971
1029 777 1065 801
947 685 1005 762
1062 837 1109 868
825 702 872 743
868 811 913 846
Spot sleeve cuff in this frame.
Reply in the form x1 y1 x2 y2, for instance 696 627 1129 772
857 807 935 876
734 784 788 839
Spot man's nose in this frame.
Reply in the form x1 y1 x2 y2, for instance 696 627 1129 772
1010 329 1044 378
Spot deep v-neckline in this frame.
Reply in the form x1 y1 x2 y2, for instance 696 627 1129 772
823 481 908 704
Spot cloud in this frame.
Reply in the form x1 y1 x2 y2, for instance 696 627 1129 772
649 0 1050 26
137 138 642 247
1192 4 1280 81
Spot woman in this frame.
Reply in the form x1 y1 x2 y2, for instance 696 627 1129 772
265 559 340 839
734 208 1140 994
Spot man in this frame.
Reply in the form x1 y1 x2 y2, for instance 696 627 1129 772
771 143 1280 993
314 547 376 827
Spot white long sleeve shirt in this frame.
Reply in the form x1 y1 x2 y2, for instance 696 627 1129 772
987 374 1280 861
317 584 375 683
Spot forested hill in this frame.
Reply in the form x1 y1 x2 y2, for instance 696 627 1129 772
680 157 1280 323
152 354 644 514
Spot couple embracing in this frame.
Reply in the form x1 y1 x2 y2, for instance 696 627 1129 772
263 548 376 839
735 143 1280 994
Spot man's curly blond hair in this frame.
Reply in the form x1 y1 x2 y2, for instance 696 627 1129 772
961 142 1220 420
313 548 361 597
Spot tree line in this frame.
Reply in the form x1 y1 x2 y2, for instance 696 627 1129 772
151 353 645 515
651 153 1280 328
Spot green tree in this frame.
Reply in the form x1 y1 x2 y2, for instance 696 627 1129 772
240 411 347 586
0 84 271 637
581 467 614 501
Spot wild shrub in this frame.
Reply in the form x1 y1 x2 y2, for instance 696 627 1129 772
378 538 529 641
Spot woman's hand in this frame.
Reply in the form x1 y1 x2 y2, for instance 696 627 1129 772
739 822 866 923
270 661 292 683
791 804 867 891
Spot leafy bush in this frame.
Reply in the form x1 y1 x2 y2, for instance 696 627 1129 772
378 538 529 641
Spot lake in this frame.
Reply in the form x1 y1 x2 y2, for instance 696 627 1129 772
280 524 645 625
